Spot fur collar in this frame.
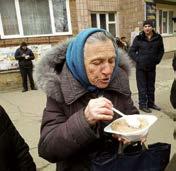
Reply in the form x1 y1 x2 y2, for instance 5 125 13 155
34 43 132 103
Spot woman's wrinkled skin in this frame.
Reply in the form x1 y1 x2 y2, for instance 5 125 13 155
83 40 146 144
84 40 115 125
84 40 116 89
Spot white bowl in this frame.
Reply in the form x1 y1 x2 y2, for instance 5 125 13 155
104 114 157 142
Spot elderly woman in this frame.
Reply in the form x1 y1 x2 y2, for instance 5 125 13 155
35 28 139 171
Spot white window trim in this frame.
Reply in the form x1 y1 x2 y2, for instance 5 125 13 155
15 0 23 36
96 14 100 28
48 0 56 34
91 12 117 37
0 14 4 37
156 8 174 36
106 14 109 32
0 0 72 39
107 13 117 36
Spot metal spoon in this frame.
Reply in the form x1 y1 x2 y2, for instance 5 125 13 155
112 107 140 128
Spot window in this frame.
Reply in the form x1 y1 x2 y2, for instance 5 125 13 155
0 0 71 38
91 13 117 37
158 9 173 34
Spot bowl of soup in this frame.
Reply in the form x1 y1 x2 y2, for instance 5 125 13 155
104 114 157 141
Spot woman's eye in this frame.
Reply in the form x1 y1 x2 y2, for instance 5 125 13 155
109 58 115 64
92 61 101 65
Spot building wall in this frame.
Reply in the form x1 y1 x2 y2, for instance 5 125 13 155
75 0 145 42
163 36 176 52
75 0 90 31
87 0 119 11
76 0 119 31
0 0 79 91
0 0 175 91
156 3 176 52
119 0 145 41
0 0 78 47
0 70 22 91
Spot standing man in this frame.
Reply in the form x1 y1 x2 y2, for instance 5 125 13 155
129 20 164 113
15 42 36 92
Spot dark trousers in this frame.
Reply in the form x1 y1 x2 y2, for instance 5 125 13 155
136 69 156 107
19 67 35 90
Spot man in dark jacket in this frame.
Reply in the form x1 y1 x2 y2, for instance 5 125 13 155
35 28 143 171
129 20 164 113
15 42 37 92
0 105 36 171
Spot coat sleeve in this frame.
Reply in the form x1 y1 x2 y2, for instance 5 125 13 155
170 80 176 109
128 36 139 62
172 52 176 71
156 36 164 64
0 106 36 171
15 49 24 60
27 49 35 60
38 97 99 163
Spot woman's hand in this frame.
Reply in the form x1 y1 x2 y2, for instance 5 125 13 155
112 134 131 144
139 133 147 144
112 133 147 145
84 97 114 125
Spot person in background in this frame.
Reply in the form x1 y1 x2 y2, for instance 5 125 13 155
34 28 143 171
0 105 36 171
120 36 129 52
115 37 125 49
15 42 37 92
129 20 164 113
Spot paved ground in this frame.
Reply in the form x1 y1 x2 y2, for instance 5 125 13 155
0 57 175 170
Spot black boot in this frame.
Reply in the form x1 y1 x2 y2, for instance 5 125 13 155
149 104 161 111
139 106 152 113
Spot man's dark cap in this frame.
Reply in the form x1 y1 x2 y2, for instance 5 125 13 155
20 42 27 47
143 20 153 27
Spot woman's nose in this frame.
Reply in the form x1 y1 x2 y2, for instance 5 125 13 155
101 63 113 75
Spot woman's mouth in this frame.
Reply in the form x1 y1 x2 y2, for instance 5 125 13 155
100 78 110 83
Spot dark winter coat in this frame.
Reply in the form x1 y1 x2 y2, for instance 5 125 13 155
172 52 176 71
0 105 36 171
34 43 139 171
15 47 35 68
170 52 176 108
129 31 164 70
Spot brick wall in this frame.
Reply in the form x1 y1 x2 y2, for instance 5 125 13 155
0 0 78 47
75 0 145 41
75 0 90 30
88 0 119 11
0 0 78 91
0 70 22 91
75 0 119 31
119 0 145 41
70 0 79 35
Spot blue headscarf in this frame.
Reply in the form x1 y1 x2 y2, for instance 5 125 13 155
66 28 119 92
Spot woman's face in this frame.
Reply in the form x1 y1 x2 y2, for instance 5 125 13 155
84 40 116 89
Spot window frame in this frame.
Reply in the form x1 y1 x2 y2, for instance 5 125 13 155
91 12 117 37
156 8 174 36
0 0 72 39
